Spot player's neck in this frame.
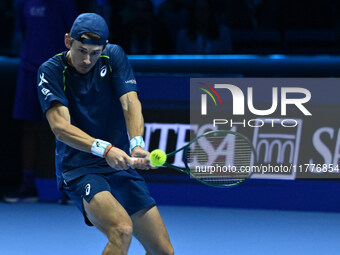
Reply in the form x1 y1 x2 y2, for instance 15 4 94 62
66 51 74 68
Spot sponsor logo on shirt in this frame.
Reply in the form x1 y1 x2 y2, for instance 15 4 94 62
125 79 137 85
38 73 48 86
100 65 107 77
40 87 52 100
41 88 50 95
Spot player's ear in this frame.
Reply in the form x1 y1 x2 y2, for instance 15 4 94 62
65 33 71 49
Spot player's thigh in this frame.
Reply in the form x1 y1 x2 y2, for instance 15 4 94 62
83 190 132 236
131 206 172 251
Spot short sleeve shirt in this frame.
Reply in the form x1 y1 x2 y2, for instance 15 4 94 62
37 44 138 189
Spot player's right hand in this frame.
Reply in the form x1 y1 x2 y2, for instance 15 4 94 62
104 146 134 170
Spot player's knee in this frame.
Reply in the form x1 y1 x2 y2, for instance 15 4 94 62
107 222 133 243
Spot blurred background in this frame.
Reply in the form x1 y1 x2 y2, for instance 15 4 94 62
3 0 340 56
2 0 340 212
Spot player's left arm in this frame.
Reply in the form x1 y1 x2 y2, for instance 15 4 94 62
120 91 150 169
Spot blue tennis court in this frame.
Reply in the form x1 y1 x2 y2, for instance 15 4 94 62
1 202 340 255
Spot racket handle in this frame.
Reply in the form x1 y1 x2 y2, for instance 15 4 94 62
128 157 142 168
129 157 153 170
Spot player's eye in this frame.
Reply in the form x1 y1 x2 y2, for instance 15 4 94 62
91 51 100 56
78 49 87 54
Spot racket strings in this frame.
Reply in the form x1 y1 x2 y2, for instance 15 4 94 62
186 132 254 186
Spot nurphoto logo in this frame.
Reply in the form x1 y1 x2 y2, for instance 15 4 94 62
193 78 312 129
200 84 311 116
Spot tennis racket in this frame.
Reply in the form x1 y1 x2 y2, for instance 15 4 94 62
136 130 257 187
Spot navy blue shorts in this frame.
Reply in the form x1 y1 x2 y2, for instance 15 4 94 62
62 170 156 226
12 66 43 121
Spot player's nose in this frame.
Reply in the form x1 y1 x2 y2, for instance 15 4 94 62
83 54 91 65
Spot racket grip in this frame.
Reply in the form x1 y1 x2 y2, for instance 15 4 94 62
128 157 140 168
129 157 157 169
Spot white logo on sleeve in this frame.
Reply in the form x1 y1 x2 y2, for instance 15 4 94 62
125 79 137 85
85 184 91 196
38 73 48 86
100 66 107 77
41 88 50 95
40 87 52 100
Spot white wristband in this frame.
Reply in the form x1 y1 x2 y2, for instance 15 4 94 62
91 139 111 158
130 136 145 153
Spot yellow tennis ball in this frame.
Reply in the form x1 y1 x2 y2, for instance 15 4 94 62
150 149 167 166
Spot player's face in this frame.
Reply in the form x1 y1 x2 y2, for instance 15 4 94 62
68 40 104 74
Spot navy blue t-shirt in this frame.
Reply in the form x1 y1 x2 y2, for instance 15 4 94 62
37 44 138 189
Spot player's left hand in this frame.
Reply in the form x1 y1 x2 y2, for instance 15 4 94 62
131 146 152 170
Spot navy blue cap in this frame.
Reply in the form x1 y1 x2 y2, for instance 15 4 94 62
70 13 109 45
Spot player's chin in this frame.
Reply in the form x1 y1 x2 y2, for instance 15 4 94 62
76 65 91 74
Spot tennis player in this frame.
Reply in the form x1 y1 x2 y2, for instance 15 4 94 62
37 13 174 255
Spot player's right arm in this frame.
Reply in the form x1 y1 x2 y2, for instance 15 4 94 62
37 58 133 169
45 101 94 152
45 102 133 170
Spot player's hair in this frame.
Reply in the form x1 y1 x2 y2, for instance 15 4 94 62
68 32 103 46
